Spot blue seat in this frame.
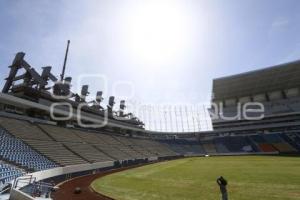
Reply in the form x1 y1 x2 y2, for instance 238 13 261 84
0 128 59 172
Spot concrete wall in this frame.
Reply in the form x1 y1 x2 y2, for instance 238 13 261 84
27 161 114 182
11 161 114 200
10 189 34 200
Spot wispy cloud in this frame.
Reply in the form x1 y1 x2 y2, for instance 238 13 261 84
271 17 289 28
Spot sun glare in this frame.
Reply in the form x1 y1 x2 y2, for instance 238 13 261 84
125 1 190 66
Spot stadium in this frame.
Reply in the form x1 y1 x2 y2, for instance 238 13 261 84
1 1 300 200
0 50 299 200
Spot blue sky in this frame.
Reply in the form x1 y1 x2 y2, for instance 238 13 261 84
0 0 300 107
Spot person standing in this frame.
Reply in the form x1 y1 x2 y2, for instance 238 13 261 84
217 176 228 200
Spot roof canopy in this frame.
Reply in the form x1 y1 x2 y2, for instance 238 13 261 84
212 60 300 101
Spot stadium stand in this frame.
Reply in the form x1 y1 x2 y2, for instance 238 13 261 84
63 143 113 163
0 117 180 167
0 128 58 171
248 135 278 153
0 162 24 186
0 48 299 200
263 133 297 153
0 117 52 141
222 136 254 152
280 132 300 151
39 124 83 143
197 61 300 157
159 139 189 154
201 141 217 154
182 139 206 154
214 138 231 153
22 139 88 166
210 61 300 135
126 138 155 157
1 115 299 175
113 136 145 159
158 139 205 155
1 58 300 200
131 138 178 157
93 144 132 160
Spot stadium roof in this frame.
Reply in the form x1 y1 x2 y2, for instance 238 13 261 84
212 60 300 101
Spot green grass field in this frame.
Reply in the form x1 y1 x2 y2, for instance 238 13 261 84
91 156 300 200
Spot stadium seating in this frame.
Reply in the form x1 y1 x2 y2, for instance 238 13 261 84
0 117 52 141
93 144 132 160
158 139 205 155
280 133 300 151
184 140 205 154
217 98 300 121
63 142 114 163
23 139 87 166
133 139 177 157
0 114 299 183
214 138 230 153
222 136 254 152
0 162 24 185
73 128 177 158
263 133 283 143
113 136 145 159
39 124 83 143
0 128 58 171
249 135 278 152
0 117 180 164
201 142 217 154
126 138 157 157
272 143 297 153
263 133 297 153
159 140 190 154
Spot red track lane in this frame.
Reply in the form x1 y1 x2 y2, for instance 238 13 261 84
51 165 149 200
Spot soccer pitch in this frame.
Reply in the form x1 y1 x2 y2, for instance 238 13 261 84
91 156 300 200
